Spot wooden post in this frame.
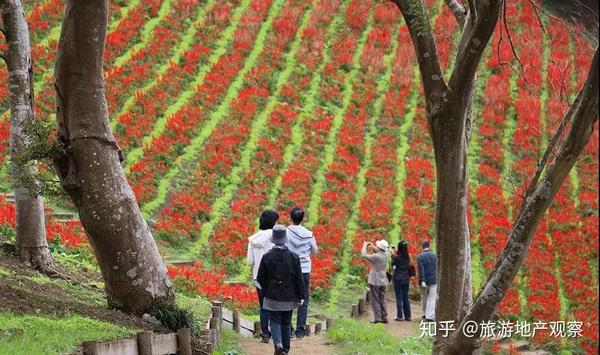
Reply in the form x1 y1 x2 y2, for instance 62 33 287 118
315 322 322 334
233 310 241 334
254 321 261 337
208 328 218 348
306 323 312 336
177 328 192 355
137 331 153 355
365 290 370 302
358 298 365 315
212 300 223 328
82 341 98 355
326 317 332 330
351 304 358 317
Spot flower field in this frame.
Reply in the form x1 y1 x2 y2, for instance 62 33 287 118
0 0 597 352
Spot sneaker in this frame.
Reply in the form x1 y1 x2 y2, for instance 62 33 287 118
261 336 270 343
394 317 403 321
295 333 305 339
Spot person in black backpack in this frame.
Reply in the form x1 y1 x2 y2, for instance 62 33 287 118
257 225 305 355
391 240 413 321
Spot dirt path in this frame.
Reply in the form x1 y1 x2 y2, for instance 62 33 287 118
239 333 335 355
361 288 423 338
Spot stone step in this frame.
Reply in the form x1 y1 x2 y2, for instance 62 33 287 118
164 260 195 267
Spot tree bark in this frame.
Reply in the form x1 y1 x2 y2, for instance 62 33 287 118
392 1 500 353
447 46 599 355
1 0 54 272
53 0 174 314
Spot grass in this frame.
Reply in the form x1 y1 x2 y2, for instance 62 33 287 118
142 0 286 216
327 318 431 355
0 312 137 355
212 328 245 355
176 294 213 323
187 0 316 258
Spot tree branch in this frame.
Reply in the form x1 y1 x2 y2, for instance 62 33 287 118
392 0 447 114
444 0 466 27
467 0 476 23
449 46 599 352
448 1 502 100
522 88 583 200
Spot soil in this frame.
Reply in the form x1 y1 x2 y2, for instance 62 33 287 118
361 288 423 338
0 250 168 333
239 333 336 355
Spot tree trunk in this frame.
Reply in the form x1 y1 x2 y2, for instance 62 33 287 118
1 0 54 272
53 0 174 314
429 99 473 353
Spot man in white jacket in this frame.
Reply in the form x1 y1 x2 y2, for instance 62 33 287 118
247 209 279 343
286 207 318 339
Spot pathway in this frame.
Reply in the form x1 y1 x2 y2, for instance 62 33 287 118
361 288 423 338
239 333 335 355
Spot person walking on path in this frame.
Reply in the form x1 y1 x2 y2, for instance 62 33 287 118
391 240 413 321
257 225 306 355
286 206 318 339
247 209 279 343
361 240 389 324
417 240 436 321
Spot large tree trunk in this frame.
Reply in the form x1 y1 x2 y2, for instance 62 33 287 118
394 1 598 354
1 0 54 272
429 102 473 347
53 0 174 314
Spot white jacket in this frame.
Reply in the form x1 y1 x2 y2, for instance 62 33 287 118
287 225 318 273
246 229 274 280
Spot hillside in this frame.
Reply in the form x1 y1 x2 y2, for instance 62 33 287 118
0 0 597 353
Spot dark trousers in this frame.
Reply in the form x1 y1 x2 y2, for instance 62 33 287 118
294 273 310 336
393 280 411 320
256 288 271 338
369 284 388 322
269 310 292 352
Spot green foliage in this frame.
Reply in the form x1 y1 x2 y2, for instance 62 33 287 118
0 312 136 355
176 294 212 324
212 328 244 355
327 318 431 355
142 0 283 217
148 298 198 336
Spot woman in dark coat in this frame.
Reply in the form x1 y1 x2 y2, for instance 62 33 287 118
391 240 412 321
257 225 305 355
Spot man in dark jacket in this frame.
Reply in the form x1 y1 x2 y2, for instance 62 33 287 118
417 240 436 321
257 225 305 355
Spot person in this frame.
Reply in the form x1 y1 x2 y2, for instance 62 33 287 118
391 240 412 321
246 209 279 343
286 206 318 339
417 240 436 322
361 239 389 324
257 225 305 355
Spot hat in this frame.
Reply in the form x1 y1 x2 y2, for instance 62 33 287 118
375 239 389 251
270 224 287 245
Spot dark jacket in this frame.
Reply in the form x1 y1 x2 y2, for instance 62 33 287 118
256 246 306 302
392 255 410 284
417 250 436 285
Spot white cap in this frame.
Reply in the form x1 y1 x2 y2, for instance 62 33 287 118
375 239 389 251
